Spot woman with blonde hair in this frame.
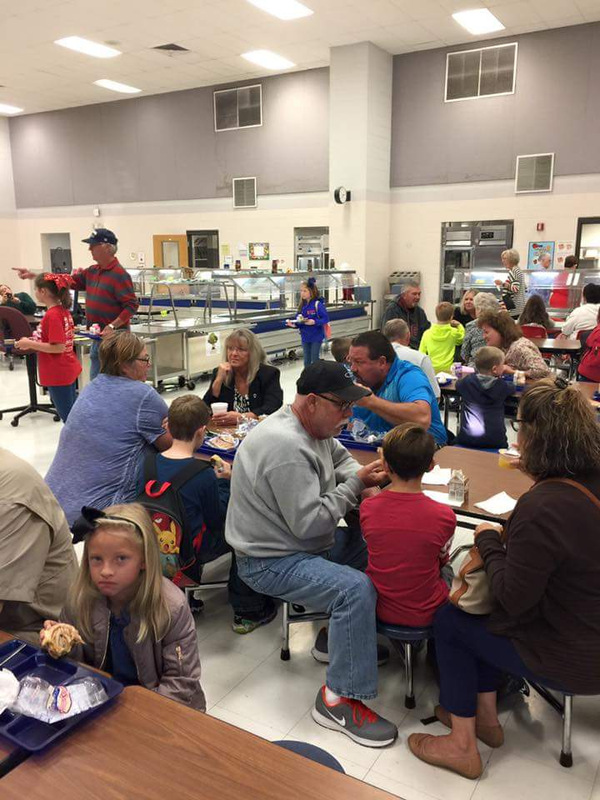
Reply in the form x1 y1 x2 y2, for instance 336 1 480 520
453 290 478 327
203 327 283 427
41 503 205 709
495 248 525 316
409 378 600 778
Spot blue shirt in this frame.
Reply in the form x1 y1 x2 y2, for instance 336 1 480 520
298 298 329 344
352 357 447 445
46 374 168 526
106 610 139 686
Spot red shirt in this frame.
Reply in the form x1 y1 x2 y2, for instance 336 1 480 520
38 305 82 387
70 258 138 328
360 490 456 627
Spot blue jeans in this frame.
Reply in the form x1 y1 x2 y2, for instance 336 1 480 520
48 382 78 422
236 527 378 700
435 603 562 717
90 340 100 381
302 340 322 367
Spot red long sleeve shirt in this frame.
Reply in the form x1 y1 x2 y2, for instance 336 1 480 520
70 258 138 328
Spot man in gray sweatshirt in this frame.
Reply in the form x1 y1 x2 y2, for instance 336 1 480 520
226 360 398 748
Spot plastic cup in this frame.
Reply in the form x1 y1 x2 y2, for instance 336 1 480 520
211 403 228 416
498 449 520 469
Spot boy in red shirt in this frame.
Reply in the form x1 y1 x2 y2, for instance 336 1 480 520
360 423 455 627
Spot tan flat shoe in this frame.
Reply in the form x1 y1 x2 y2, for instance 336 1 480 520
434 705 504 748
408 733 483 780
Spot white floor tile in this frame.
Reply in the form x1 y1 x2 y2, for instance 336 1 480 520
471 751 594 800
208 705 289 740
365 770 449 800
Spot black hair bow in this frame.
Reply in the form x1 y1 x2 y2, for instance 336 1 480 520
71 507 106 544
554 377 569 390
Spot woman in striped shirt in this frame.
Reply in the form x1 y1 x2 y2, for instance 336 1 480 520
495 248 526 317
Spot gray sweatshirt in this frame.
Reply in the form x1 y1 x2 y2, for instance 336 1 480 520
225 406 365 558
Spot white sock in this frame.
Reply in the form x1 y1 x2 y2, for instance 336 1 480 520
325 687 341 705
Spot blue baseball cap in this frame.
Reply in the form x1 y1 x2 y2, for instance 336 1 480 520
82 228 118 246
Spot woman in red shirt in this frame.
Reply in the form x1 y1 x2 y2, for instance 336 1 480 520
16 273 81 422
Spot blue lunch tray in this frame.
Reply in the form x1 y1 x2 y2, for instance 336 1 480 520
336 430 381 452
197 437 238 458
0 639 123 752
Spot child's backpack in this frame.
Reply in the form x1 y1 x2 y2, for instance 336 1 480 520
136 452 211 587
317 300 332 339
578 326 600 382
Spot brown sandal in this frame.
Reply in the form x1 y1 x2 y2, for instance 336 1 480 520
408 733 483 780
434 705 504 748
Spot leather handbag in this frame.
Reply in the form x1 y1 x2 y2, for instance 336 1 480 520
449 478 600 615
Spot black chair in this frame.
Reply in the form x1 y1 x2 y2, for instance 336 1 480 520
376 620 434 708
0 307 59 427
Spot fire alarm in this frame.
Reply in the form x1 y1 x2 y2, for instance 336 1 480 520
536 222 545 232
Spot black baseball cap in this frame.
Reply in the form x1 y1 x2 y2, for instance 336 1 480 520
82 228 118 246
296 360 371 403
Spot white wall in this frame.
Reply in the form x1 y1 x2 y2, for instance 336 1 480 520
0 117 18 287
389 173 600 320
15 192 330 276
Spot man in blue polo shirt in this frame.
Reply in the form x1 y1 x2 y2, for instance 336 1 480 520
348 331 447 446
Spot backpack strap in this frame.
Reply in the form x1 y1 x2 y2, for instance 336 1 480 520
537 477 600 515
143 452 212 496
167 458 212 492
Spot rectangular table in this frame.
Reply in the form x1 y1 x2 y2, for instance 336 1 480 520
347 445 532 524
1 686 395 800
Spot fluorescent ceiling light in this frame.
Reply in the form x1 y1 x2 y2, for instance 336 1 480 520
55 36 121 58
94 79 141 94
452 9 505 35
242 50 295 69
0 103 23 115
246 0 313 20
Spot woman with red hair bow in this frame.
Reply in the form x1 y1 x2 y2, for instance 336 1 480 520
16 273 81 421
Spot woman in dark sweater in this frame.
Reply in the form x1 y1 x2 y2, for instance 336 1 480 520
203 328 283 427
409 378 600 779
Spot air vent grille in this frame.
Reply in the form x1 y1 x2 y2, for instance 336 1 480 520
233 177 257 209
515 153 554 194
152 43 190 52
214 85 262 131
446 43 517 102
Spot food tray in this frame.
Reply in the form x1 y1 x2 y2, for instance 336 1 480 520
0 639 123 753
336 430 381 452
197 437 239 458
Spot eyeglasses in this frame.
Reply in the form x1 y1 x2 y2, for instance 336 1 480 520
227 345 249 353
316 394 354 413
135 356 151 364
511 418 523 432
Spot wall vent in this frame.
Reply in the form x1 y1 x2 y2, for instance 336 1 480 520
445 43 517 102
515 153 554 194
152 43 190 52
214 85 262 132
233 177 257 208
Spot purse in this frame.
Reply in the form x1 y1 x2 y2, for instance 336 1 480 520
449 478 600 615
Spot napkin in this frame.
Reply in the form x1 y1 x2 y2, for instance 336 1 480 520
422 465 452 486
436 372 453 384
423 490 463 508
474 492 517 515
0 669 19 714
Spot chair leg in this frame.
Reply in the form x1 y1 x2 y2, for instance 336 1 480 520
560 695 573 767
280 601 290 661
404 642 415 709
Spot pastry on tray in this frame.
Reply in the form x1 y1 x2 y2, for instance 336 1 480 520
209 434 238 450
41 624 84 659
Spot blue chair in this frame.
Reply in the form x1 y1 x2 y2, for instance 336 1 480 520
273 741 345 773
376 620 434 708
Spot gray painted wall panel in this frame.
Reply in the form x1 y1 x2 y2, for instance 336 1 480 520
9 68 329 208
391 23 600 186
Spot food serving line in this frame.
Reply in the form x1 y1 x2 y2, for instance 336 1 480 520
74 270 374 392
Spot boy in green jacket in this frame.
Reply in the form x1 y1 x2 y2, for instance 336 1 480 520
419 302 464 373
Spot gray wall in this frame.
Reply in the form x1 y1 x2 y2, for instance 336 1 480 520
9 68 329 208
391 23 600 187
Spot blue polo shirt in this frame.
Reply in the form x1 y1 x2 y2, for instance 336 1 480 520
352 357 447 445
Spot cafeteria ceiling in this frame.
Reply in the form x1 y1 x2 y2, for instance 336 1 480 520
1 0 599 114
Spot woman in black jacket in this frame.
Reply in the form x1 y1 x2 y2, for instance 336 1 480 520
203 328 283 426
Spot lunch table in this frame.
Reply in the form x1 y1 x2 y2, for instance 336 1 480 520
1 685 395 800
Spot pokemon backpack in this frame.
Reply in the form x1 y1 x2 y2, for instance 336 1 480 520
136 452 211 586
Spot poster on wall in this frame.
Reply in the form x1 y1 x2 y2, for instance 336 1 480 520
527 241 555 269
238 242 248 258
554 241 575 268
248 242 270 260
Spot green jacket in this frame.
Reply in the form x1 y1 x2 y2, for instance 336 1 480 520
419 322 465 373
3 292 36 316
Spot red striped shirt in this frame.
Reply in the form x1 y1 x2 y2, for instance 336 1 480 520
71 259 138 327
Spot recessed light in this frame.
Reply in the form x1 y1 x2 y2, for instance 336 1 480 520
0 103 23 115
242 50 295 70
452 9 505 35
55 36 121 58
94 79 141 94
246 0 313 20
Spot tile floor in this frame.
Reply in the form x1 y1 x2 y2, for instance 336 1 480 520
1 353 599 800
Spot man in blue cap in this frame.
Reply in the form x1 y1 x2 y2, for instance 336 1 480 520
15 228 138 380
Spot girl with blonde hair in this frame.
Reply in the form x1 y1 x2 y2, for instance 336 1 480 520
40 503 206 710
